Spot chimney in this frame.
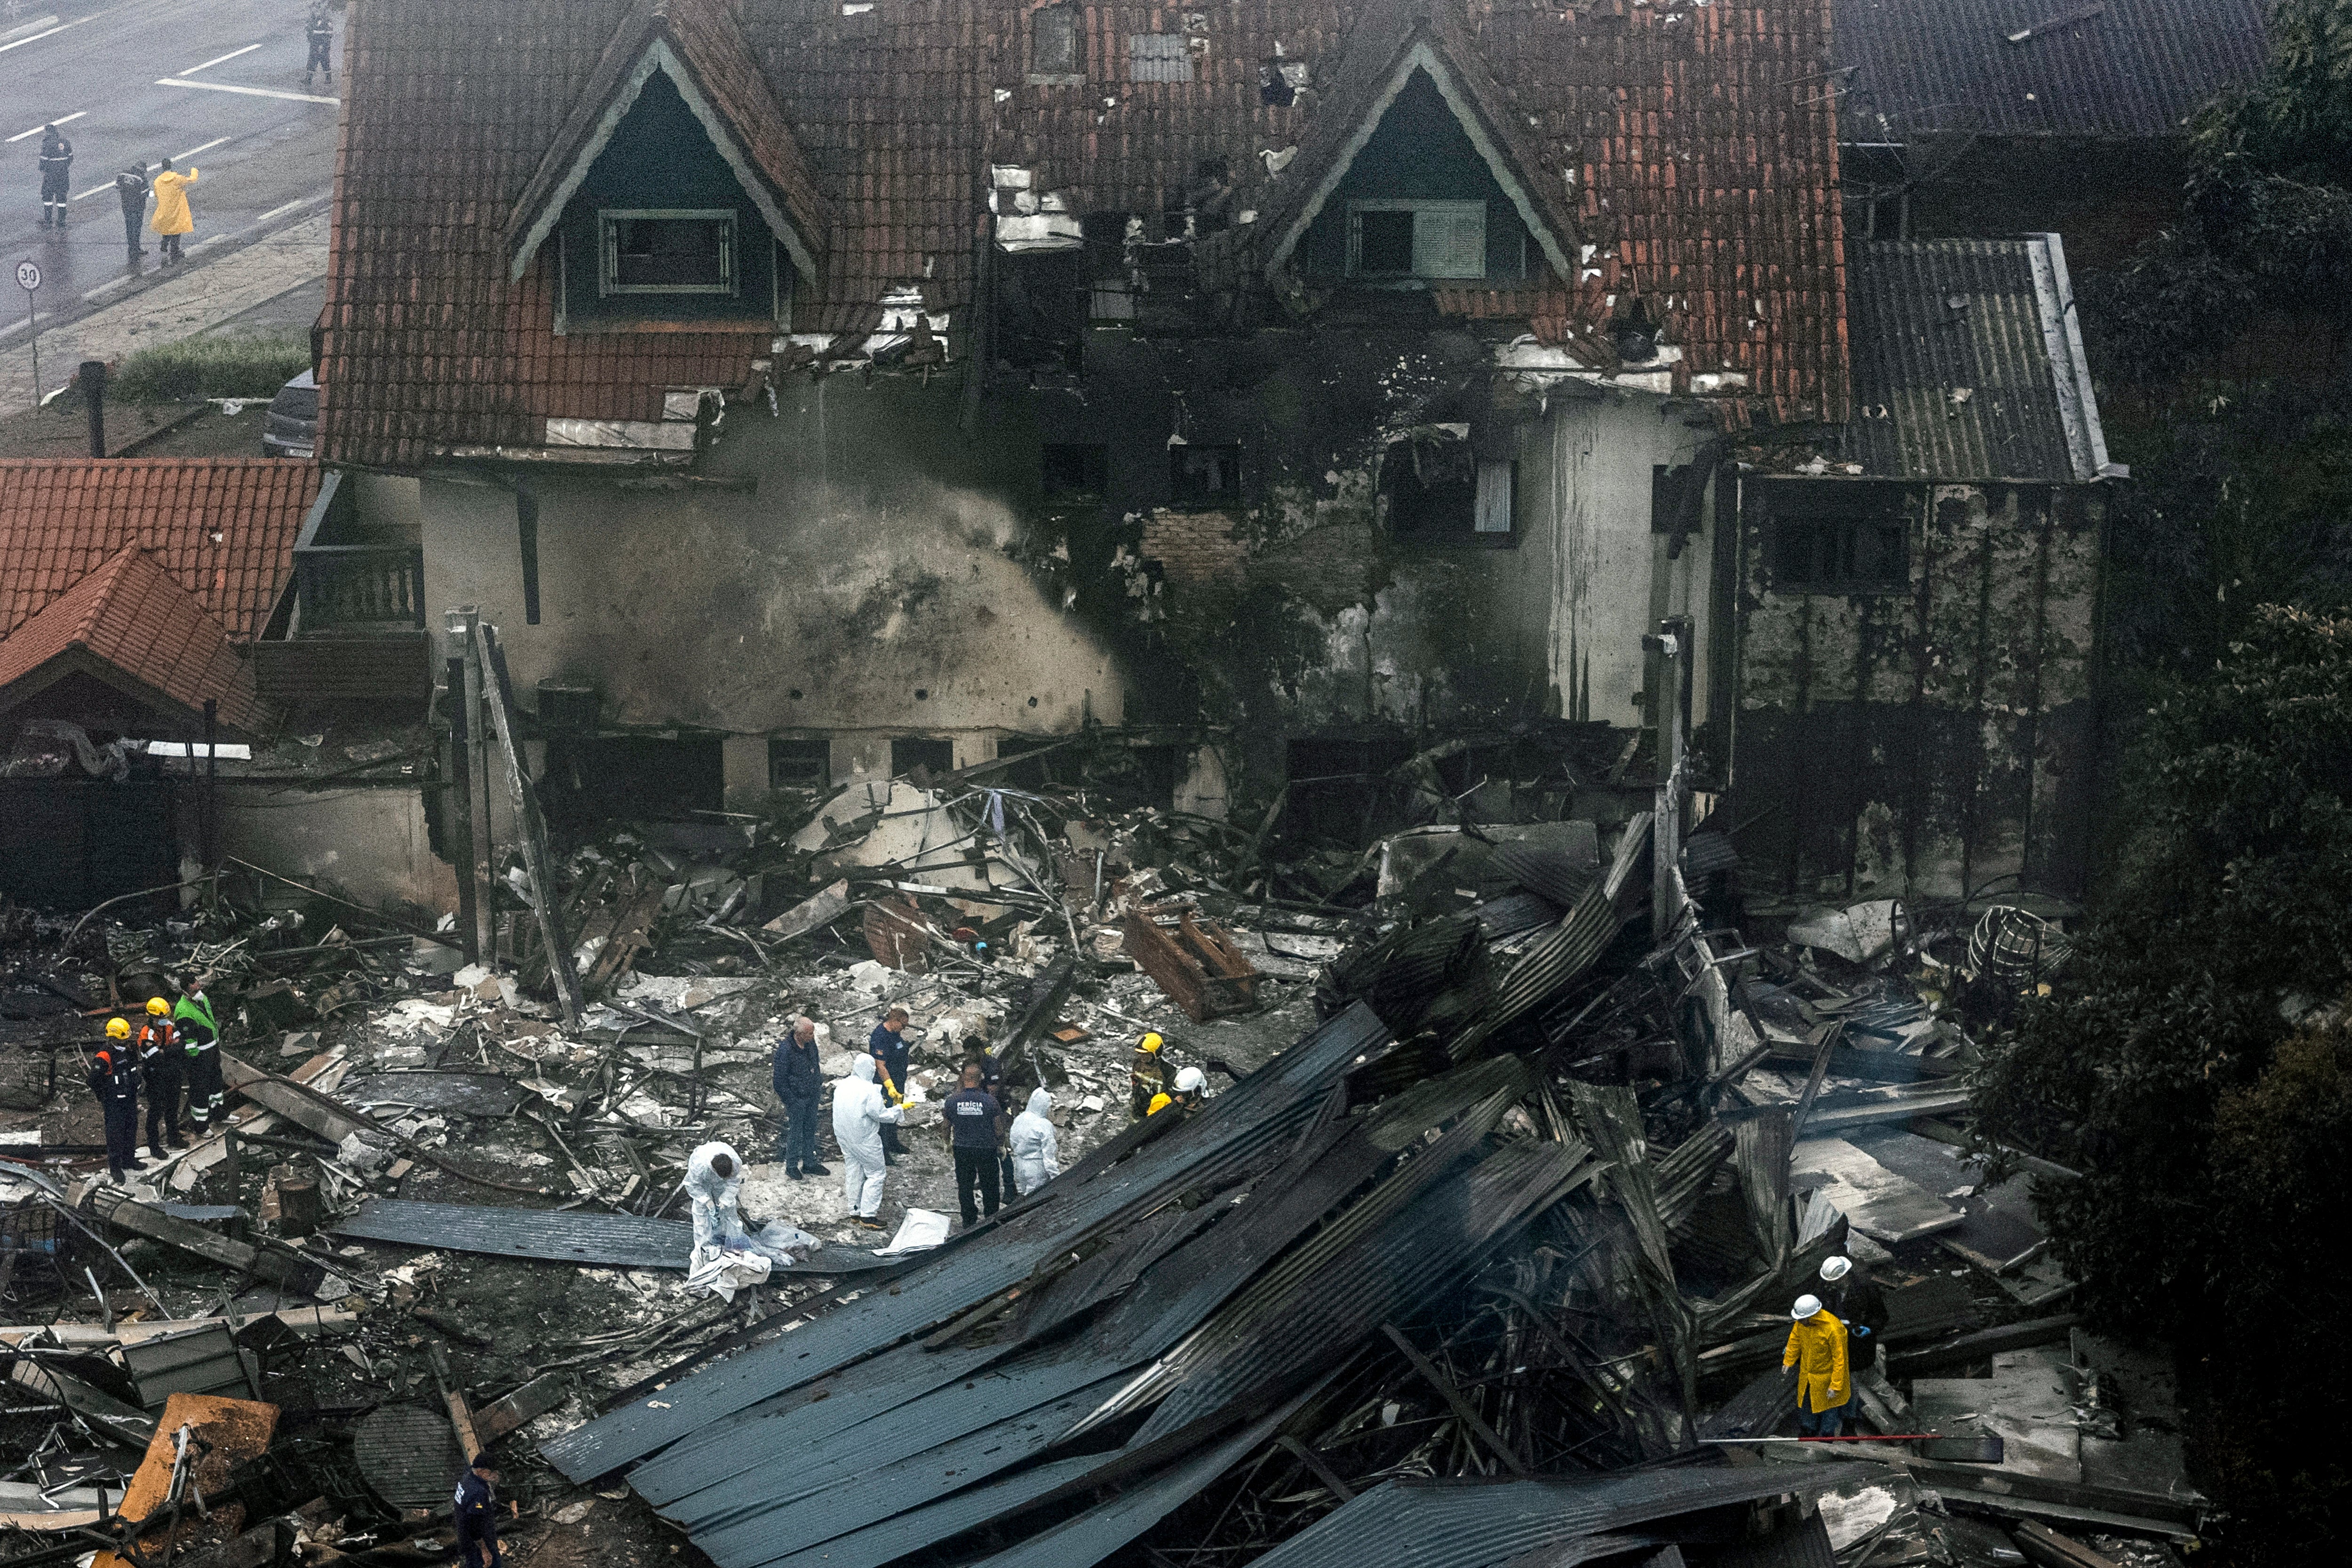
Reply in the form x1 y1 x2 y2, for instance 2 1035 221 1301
80 359 106 458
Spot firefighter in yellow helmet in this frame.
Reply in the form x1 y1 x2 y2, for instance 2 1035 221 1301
136 997 186 1158
1129 1031 1168 1121
91 1019 142 1180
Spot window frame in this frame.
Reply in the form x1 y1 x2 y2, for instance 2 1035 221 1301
1031 2 1080 79
1752 479 1916 595
1344 198 1487 281
1168 443 1245 508
598 207 740 298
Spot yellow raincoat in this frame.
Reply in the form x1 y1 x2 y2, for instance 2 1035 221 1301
1782 1308 1850 1414
150 167 199 236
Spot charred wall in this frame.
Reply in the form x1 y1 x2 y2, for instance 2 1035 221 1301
1733 478 2105 901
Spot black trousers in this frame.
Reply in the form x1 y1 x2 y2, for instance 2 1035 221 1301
953 1146 1001 1224
185 1048 224 1129
454 1517 501 1568
307 39 332 74
143 1062 183 1149
121 207 143 254
101 1095 139 1174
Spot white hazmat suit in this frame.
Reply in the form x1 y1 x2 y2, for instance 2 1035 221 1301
684 1140 818 1266
832 1054 903 1218
1008 1087 1060 1195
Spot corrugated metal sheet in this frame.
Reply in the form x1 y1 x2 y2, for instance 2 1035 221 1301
1130 1138 1597 1445
120 1323 257 1409
1249 1466 1866 1568
973 1400 1292 1568
763 1452 1110 1568
1846 239 2083 482
691 1373 1130 1568
1836 0 2267 140
355 1404 462 1510
545 1003 1393 1481
331 1198 891 1273
1709 1511 1837 1568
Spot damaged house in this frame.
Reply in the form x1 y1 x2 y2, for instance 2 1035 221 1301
315 0 2125 903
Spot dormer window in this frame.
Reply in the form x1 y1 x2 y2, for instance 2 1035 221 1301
601 210 738 296
1346 199 1485 280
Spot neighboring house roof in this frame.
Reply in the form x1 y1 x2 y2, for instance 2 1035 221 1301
1836 0 2268 142
1846 235 2122 483
0 546 269 734
505 0 828 285
0 459 318 643
321 0 1850 467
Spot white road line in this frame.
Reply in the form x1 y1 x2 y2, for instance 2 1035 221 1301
174 135 234 162
0 22 74 56
154 77 337 106
254 196 316 224
8 110 85 142
180 42 262 76
82 275 135 302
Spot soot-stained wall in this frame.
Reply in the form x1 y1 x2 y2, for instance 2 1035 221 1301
1733 478 2106 901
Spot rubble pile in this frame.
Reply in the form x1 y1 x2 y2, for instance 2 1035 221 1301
0 764 2201 1568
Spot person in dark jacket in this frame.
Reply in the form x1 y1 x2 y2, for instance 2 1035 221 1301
304 4 335 88
452 1455 501 1567
939 1062 1005 1227
1820 1253 1889 1417
37 127 72 229
115 162 149 260
91 1021 143 1181
868 1007 911 1160
771 1016 827 1179
135 1001 185 1159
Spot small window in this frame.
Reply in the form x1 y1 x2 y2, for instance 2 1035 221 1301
1043 443 1109 501
1346 200 1486 280
1033 4 1078 75
1170 444 1242 506
768 735 831 790
600 209 737 296
1129 33 1193 82
891 737 956 779
1381 430 1514 547
1474 460 1515 535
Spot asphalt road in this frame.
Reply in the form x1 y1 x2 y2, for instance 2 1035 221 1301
0 0 338 337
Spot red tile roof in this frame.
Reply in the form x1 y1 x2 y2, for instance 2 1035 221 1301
0 459 319 644
322 0 1846 466
0 546 269 734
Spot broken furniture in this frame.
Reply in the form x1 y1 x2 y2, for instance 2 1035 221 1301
1121 901 1261 1021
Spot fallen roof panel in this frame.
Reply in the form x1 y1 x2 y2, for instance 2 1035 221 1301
330 1197 888 1275
544 1002 1393 1481
1249 1466 1868 1568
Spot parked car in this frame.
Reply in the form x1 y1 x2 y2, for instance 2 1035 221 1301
261 369 317 458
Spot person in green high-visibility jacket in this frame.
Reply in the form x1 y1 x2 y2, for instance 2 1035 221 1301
174 973 225 1134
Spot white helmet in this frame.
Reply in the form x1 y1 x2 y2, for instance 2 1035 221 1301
1792 1294 1823 1320
1174 1065 1207 1094
1820 1256 1853 1282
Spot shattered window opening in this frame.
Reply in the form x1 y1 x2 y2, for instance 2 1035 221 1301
1380 428 1514 547
1169 444 1244 507
1345 199 1486 280
1032 3 1078 76
599 209 737 296
1757 481 1914 592
768 735 831 790
890 737 956 778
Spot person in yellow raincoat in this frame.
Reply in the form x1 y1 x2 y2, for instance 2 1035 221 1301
1782 1293 1850 1436
149 158 199 264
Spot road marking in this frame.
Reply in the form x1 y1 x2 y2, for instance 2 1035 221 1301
82 274 136 302
154 77 337 106
180 42 262 76
254 196 318 224
8 110 85 142
0 22 76 55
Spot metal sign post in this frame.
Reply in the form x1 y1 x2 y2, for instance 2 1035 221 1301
15 259 40 412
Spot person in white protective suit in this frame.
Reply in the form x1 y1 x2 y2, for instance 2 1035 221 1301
1008 1087 1060 1196
833 1054 903 1228
683 1140 818 1265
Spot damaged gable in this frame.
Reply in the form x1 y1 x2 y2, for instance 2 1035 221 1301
503 0 826 288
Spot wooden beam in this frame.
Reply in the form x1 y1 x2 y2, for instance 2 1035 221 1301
476 622 585 1027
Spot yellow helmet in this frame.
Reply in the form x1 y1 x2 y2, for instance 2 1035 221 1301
1147 1091 1174 1115
146 996 170 1016
1139 1032 1164 1053
106 1017 132 1040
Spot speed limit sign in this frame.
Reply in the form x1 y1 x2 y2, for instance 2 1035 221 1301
14 260 37 293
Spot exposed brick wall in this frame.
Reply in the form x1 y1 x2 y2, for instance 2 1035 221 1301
1140 509 1248 587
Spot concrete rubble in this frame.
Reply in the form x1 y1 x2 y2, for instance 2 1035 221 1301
0 758 2201 1568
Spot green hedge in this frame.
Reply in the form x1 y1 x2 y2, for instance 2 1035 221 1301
109 333 310 404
